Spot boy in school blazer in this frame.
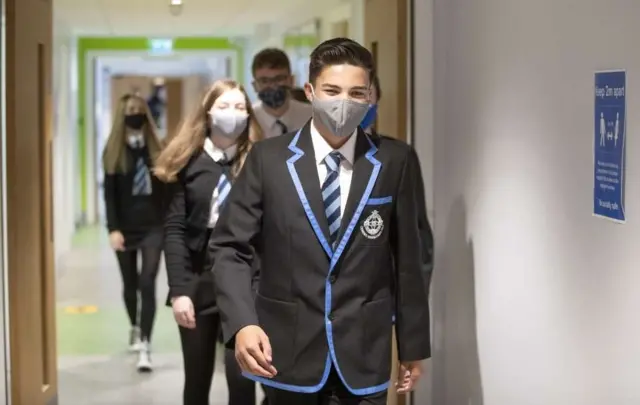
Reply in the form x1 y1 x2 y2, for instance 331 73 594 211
209 38 431 404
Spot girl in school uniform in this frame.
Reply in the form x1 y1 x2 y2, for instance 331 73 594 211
102 93 166 372
154 79 264 405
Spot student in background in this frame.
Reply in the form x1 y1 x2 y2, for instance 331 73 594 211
147 79 166 129
155 79 264 405
102 94 165 372
251 48 311 138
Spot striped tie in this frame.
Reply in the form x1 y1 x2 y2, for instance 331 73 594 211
132 157 152 196
216 173 232 208
322 151 343 247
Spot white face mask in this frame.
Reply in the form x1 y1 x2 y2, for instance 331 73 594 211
310 87 370 138
209 109 249 140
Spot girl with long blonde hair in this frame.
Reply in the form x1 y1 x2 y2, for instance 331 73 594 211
156 79 263 405
102 93 165 372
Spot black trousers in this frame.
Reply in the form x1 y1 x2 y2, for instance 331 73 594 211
179 313 264 405
115 246 162 340
264 369 387 405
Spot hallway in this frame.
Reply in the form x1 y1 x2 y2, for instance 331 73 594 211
56 226 237 405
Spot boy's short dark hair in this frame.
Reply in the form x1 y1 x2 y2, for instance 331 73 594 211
251 48 291 75
308 38 375 85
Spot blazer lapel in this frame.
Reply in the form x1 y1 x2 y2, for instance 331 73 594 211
286 123 333 257
197 151 223 187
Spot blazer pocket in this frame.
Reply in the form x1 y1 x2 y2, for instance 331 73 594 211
362 296 393 374
366 196 393 206
255 293 299 374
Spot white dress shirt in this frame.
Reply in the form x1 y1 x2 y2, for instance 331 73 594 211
127 133 144 148
203 138 237 228
253 99 312 138
309 121 357 216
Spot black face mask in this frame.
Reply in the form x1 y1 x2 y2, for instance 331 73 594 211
124 113 146 130
257 86 289 109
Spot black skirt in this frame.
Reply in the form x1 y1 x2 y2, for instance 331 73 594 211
122 227 163 250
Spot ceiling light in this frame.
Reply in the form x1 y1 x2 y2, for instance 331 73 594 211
169 0 183 16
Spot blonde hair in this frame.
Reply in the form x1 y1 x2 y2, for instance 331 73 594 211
154 79 263 183
102 94 163 174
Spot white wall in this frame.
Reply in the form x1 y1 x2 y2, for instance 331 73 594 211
52 20 78 268
94 61 110 222
412 1 640 404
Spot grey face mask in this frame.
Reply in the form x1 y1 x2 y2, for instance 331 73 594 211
311 89 370 137
210 109 248 140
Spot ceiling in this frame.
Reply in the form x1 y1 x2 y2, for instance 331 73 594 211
54 0 343 37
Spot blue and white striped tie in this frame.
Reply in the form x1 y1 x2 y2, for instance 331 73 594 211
322 151 343 247
132 157 152 196
216 173 232 208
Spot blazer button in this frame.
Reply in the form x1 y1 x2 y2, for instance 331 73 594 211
328 313 335 321
329 275 337 284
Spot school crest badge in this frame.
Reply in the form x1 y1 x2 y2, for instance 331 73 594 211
360 210 384 239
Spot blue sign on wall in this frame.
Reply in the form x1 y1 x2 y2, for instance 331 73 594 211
594 70 626 222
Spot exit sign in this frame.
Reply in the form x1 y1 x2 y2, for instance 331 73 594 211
149 39 173 53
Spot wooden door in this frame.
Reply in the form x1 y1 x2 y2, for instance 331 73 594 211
164 78 184 141
110 75 153 115
365 0 408 142
5 0 57 403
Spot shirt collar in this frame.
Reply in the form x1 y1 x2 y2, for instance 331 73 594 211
204 138 237 162
310 120 357 166
127 133 145 148
257 100 294 129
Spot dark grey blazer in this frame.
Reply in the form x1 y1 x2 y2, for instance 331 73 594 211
209 122 431 395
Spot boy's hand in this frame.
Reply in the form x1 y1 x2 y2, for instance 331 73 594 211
235 325 278 378
396 360 423 393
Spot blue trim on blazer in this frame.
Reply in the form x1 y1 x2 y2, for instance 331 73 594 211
241 355 333 393
252 129 389 395
367 196 393 205
286 131 334 258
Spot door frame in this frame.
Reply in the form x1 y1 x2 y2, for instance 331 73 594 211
0 0 11 400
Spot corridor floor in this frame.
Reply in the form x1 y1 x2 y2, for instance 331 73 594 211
56 226 247 405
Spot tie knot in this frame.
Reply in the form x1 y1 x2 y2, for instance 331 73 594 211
325 151 342 172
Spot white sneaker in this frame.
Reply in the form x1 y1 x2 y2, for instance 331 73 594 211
136 341 153 373
129 327 142 352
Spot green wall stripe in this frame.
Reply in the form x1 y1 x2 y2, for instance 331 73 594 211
77 36 243 215
284 34 318 48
